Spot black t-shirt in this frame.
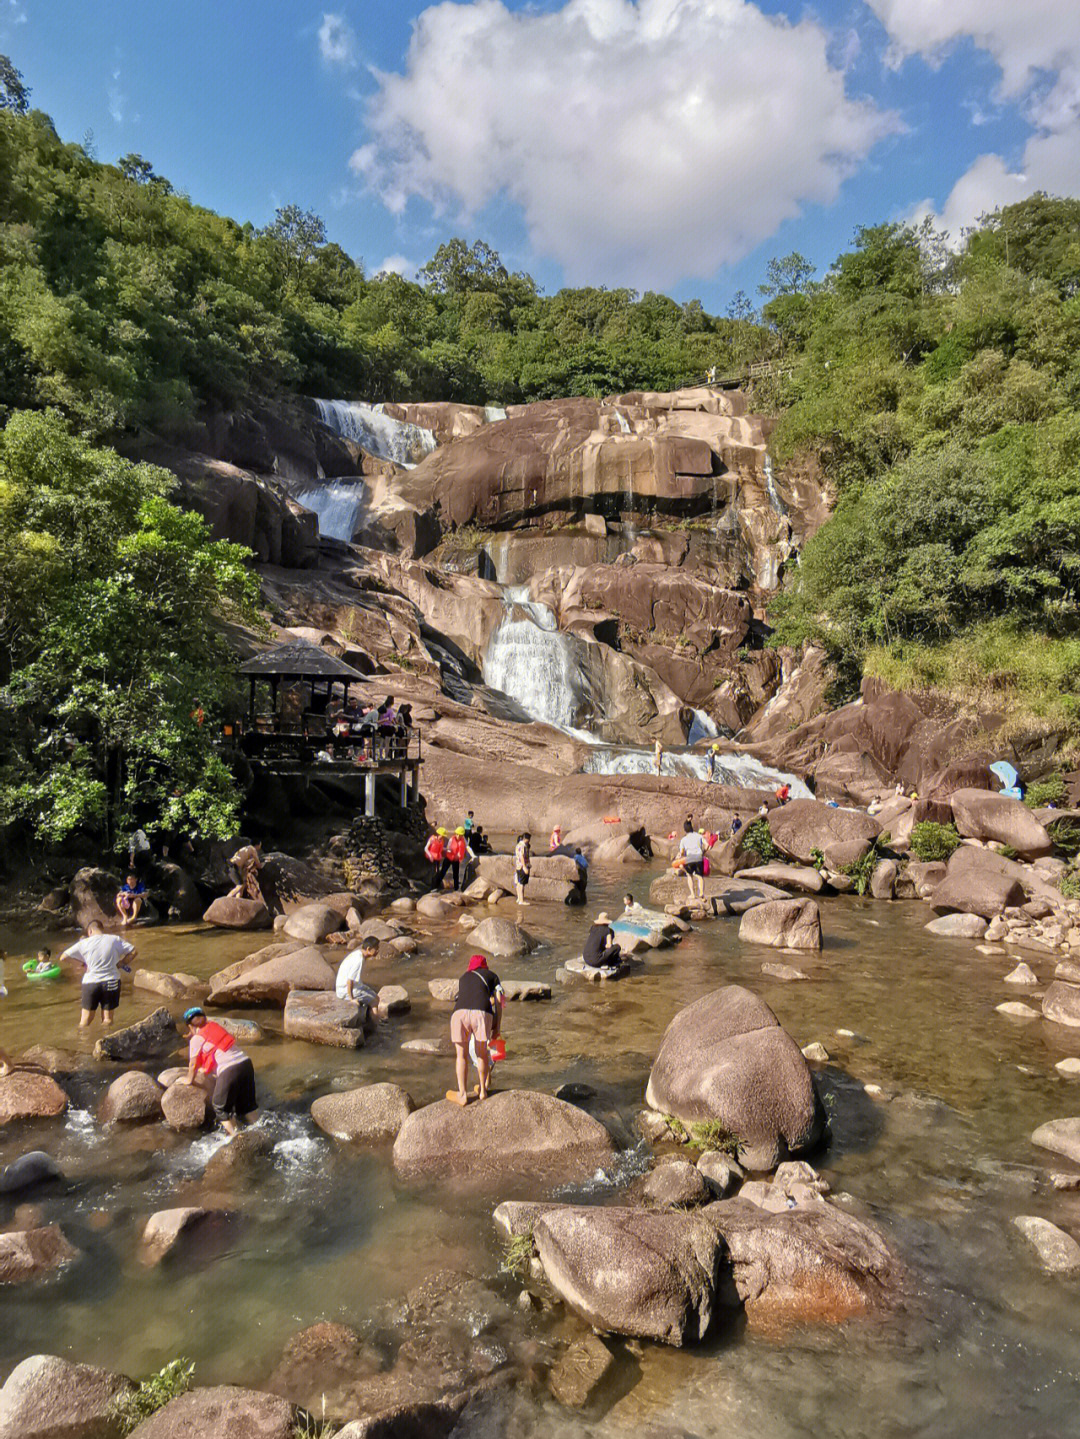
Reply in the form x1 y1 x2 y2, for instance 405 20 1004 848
454 967 501 1014
582 925 614 967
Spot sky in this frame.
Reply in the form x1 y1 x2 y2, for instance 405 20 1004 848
3 0 1078 310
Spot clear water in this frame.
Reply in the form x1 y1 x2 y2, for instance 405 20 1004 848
4 867 1080 1434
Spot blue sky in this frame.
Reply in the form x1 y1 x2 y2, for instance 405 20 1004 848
2 0 1076 310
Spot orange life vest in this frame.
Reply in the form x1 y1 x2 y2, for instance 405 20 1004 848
447 835 467 862
424 834 445 863
194 1020 236 1074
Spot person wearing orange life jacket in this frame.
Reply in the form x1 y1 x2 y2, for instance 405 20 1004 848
424 828 448 889
178 1007 258 1134
436 828 469 891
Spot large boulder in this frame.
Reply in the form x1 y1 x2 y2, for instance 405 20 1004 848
206 940 306 994
468 917 534 958
140 1207 223 1266
648 872 789 911
933 843 1060 913
282 902 344 943
476 853 582 903
0 1353 134 1439
99 1071 163 1124
154 863 203 922
126 1387 296 1439
924 913 988 939
1042 982 1080 1028
161 1084 210 1132
69 866 122 930
532 1204 725 1346
392 1090 615 1182
258 853 343 912
134 970 192 1002
202 895 271 930
766 801 879 867
283 990 365 1048
645 986 824 1170
93 1008 178 1063
930 852 1025 918
311 1083 415 1142
0 1226 79 1284
1031 1117 1080 1165
705 1199 900 1331
208 947 334 1007
738 898 822 950
0 1072 68 1125
950 788 1053 858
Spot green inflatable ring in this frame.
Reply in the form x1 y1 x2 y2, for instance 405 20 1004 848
22 960 61 981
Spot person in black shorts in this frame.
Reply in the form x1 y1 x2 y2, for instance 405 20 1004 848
60 922 134 1028
179 1008 259 1135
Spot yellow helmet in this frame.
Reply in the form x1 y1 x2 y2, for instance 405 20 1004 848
436 827 447 837
454 827 466 835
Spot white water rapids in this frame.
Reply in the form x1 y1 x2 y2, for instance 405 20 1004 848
295 481 368 542
313 398 437 468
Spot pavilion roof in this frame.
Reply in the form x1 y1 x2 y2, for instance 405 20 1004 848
236 638 365 681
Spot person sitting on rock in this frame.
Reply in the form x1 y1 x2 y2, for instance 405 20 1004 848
115 872 147 926
472 824 492 855
178 1007 259 1136
449 955 504 1106
583 912 621 970
678 820 708 903
229 840 263 901
565 847 588 906
59 922 134 1029
335 935 381 1019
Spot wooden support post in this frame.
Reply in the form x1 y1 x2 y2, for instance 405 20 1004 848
409 763 419 804
365 771 376 818
400 768 408 807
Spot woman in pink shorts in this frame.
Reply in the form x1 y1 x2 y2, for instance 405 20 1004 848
448 955 503 1106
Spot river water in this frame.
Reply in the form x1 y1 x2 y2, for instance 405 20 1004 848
3 856 1080 1435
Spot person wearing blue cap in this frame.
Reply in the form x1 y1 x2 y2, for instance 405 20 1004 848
177 1007 258 1134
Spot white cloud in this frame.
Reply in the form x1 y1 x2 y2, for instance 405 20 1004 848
108 66 124 124
350 0 895 288
867 2 1080 234
376 253 417 279
319 12 357 67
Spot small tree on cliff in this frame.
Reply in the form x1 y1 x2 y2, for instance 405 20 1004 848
0 409 259 849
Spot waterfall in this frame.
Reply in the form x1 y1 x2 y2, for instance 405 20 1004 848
483 590 587 732
763 453 786 517
687 709 720 745
313 399 437 469
582 746 811 795
484 405 508 423
296 482 368 542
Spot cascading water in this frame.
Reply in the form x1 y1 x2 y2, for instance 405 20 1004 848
581 746 811 794
482 588 589 733
295 481 368 542
763 452 786 516
313 399 437 468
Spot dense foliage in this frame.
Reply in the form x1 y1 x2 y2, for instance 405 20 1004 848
0 409 258 848
0 98 768 439
765 202 1080 740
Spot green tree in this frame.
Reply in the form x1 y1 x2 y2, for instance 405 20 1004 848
0 410 259 847
0 54 29 115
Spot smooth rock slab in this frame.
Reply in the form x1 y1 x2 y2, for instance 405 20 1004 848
762 963 809 982
202 895 271 930
0 1072 68 1125
283 901 345 943
127 1386 296 1439
134 969 191 1001
283 990 365 1049
1012 1215 1080 1273
1055 1058 1080 1077
738 864 824 894
393 1090 615 1182
1004 963 1039 986
210 948 335 1008
378 984 411 1015
0 1226 79 1284
311 1083 415 1143
400 1037 453 1057
996 1002 1039 1018
0 1353 134 1439
1032 1117 1080 1165
141 1207 222 1266
925 913 988 939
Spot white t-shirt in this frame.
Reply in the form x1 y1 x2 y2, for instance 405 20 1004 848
679 832 705 863
336 950 367 999
63 935 134 984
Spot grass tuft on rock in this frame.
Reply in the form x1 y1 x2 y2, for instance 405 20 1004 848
501 1231 537 1280
662 1114 739 1155
909 821 962 863
112 1358 195 1434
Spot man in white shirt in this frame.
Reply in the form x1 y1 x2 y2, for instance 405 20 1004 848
335 935 381 1018
60 921 135 1028
678 820 708 903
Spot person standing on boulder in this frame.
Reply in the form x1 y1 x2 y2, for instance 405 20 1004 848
178 1008 259 1135
678 820 708 903
434 827 469 891
448 956 504 1106
59 922 134 1029
514 833 532 906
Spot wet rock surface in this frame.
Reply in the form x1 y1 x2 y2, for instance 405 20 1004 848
0 1072 68 1125
0 1353 134 1439
311 1083 415 1142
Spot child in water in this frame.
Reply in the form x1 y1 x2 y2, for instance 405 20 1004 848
31 948 53 974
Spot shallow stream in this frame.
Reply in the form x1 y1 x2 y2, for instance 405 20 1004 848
3 854 1080 1436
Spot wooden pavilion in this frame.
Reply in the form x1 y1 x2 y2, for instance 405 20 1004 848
236 637 365 722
